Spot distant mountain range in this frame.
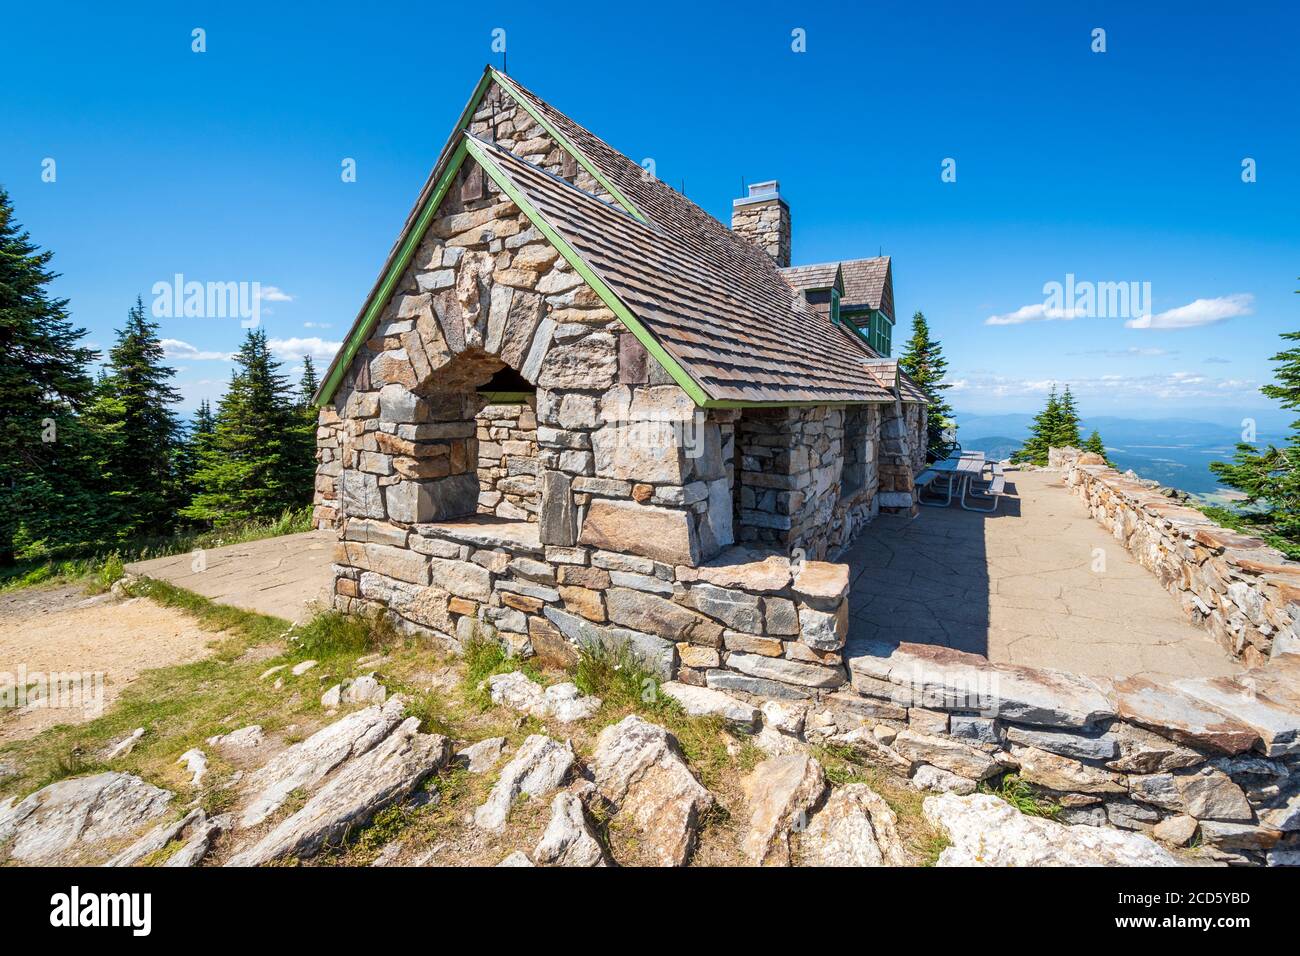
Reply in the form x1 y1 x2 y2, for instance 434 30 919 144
954 411 1290 498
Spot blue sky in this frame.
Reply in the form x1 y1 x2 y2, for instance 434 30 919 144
3 1 1297 427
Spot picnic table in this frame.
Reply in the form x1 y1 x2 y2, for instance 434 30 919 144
921 452 995 509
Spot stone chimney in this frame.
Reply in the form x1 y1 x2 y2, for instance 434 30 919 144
731 180 791 268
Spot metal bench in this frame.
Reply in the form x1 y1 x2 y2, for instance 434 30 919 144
961 467 1006 512
916 468 953 506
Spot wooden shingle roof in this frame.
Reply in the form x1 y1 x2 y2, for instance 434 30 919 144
316 69 906 407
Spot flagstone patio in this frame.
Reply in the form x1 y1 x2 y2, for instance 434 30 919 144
842 469 1244 683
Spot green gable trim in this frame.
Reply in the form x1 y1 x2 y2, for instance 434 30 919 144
315 139 471 406
489 70 648 226
465 136 710 407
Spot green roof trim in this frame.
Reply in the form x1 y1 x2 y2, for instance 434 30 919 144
489 70 648 226
314 139 471 406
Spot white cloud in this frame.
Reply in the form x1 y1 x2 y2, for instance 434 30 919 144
1073 347 1175 358
268 336 342 361
162 338 234 361
985 303 1085 326
947 370 1260 403
257 286 295 303
1125 293 1253 330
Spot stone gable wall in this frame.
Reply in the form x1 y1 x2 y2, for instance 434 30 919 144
1066 458 1300 666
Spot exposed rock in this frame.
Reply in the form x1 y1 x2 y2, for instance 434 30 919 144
761 700 807 736
924 792 1181 866
206 725 265 755
104 728 145 760
485 672 601 723
1010 745 1126 795
497 850 535 867
590 715 714 866
475 735 576 832
801 783 908 866
164 813 228 867
533 792 608 867
1153 814 1199 847
291 660 318 676
458 737 507 774
911 764 977 795
106 808 207 867
740 754 827 866
228 718 450 865
891 730 1003 780
239 697 409 828
174 749 208 789
660 681 759 729
0 773 172 864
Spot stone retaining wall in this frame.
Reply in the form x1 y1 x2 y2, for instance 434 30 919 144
832 639 1299 866
475 399 539 521
313 409 345 529
1065 459 1300 666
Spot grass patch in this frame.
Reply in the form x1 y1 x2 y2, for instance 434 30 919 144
980 773 1062 819
291 609 395 660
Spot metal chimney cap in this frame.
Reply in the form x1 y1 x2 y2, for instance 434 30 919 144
733 179 785 207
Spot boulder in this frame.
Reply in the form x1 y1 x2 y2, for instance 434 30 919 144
801 783 908 866
105 808 207 867
497 850 535 867
239 697 409 828
485 672 601 724
533 792 608 867
206 725 265 756
590 715 714 866
475 735 576 832
0 773 172 864
228 718 450 865
911 764 977 795
740 754 827 866
924 793 1181 866
458 737 507 774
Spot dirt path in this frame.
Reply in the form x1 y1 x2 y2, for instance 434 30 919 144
0 586 222 743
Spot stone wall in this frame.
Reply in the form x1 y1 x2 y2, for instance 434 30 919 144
1066 459 1300 666
313 408 345 529
476 400 539 520
835 639 1299 866
876 400 926 514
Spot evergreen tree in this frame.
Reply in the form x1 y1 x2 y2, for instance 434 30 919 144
175 399 215 506
0 187 106 564
183 330 314 527
298 355 319 407
1082 429 1110 463
1211 329 1300 541
1011 387 1063 466
1052 385 1083 449
897 310 953 456
94 296 182 539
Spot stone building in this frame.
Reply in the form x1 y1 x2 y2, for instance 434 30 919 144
310 67 928 697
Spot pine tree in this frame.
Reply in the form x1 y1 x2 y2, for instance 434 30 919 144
0 187 105 564
298 355 319 408
175 400 215 507
95 296 182 539
1052 385 1083 449
1211 329 1300 541
183 330 314 527
1011 387 1063 466
897 311 953 456
1082 429 1110 463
